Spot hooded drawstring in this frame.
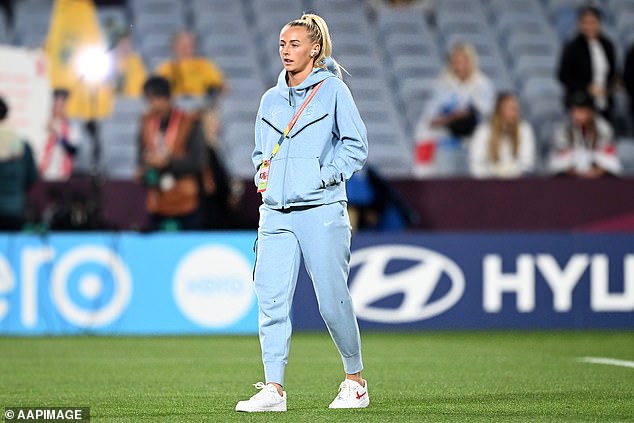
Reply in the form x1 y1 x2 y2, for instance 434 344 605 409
288 86 310 107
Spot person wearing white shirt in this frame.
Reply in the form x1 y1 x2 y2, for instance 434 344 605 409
470 92 536 179
550 91 621 178
413 42 495 177
39 89 82 181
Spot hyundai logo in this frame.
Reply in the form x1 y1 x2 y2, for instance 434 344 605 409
349 245 465 323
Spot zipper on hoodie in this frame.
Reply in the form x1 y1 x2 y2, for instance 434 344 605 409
281 87 297 209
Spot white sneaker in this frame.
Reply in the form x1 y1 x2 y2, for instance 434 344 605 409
235 382 287 412
328 379 369 409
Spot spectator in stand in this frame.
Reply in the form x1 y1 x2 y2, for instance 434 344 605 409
549 90 621 178
111 30 147 97
470 92 536 179
39 89 82 181
0 96 38 231
413 42 495 177
137 76 207 231
155 30 225 145
155 31 225 134
155 30 231 227
557 5 617 123
155 30 226 100
624 42 634 134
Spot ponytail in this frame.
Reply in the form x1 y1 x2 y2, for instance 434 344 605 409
285 13 343 79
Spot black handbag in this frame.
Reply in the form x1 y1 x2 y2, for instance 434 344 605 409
447 106 479 137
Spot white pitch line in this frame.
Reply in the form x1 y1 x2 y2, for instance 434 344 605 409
578 356 634 369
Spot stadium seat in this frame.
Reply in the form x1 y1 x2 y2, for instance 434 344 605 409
392 56 442 81
112 98 145 122
321 15 373 37
486 0 546 18
376 6 430 38
366 144 413 178
310 0 366 15
617 138 634 175
397 76 437 132
191 0 243 20
520 76 562 103
11 0 616 178
545 0 586 17
99 119 139 180
132 12 183 39
139 31 171 55
436 0 485 16
253 7 300 37
332 33 376 57
441 32 498 56
496 18 557 46
505 34 560 62
547 0 586 40
222 122 258 178
479 60 514 91
252 0 304 16
128 0 185 20
616 11 634 42
512 54 557 78
384 33 440 62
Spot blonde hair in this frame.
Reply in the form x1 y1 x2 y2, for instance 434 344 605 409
285 13 343 79
488 92 520 162
447 41 479 80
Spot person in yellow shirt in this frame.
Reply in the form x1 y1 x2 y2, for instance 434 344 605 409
112 30 147 98
155 29 227 188
154 29 232 231
155 30 226 97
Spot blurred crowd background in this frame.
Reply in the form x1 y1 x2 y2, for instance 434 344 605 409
1 0 634 232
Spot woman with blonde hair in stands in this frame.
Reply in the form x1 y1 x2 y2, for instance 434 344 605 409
469 92 536 178
413 41 495 177
235 13 369 413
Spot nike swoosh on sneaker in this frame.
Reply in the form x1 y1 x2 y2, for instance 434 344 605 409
356 391 367 400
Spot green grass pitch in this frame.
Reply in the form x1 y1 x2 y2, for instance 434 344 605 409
1 331 633 422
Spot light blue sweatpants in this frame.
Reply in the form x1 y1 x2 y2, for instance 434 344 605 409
253 201 363 386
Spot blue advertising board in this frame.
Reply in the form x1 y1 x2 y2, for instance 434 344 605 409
293 233 634 330
0 232 259 335
1 232 633 335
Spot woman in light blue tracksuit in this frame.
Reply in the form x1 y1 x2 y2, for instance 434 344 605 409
235 14 370 412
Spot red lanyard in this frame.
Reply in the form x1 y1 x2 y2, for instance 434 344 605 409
40 118 72 177
148 110 182 152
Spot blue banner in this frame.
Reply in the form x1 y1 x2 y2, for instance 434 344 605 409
1 232 633 335
293 233 634 330
0 233 258 335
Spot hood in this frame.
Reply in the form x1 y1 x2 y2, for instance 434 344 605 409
275 57 339 103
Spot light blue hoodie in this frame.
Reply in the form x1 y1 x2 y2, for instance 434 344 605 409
253 59 368 209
